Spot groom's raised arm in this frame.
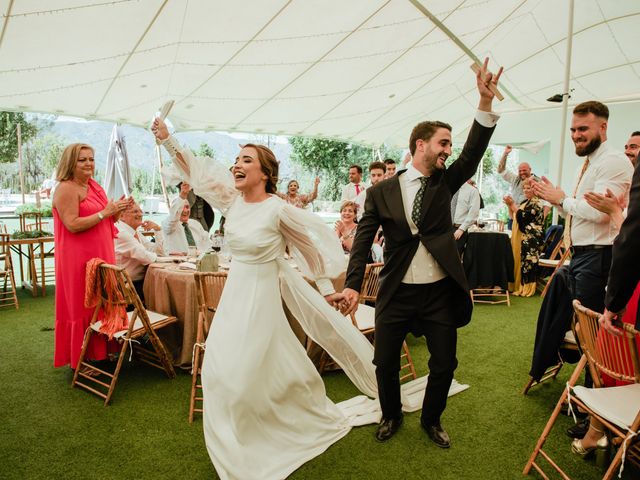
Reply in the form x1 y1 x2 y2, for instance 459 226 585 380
446 58 502 193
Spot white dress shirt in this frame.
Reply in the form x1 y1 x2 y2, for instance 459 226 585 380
162 196 212 254
114 221 164 281
559 141 633 246
400 163 448 284
341 182 366 202
452 182 481 231
401 109 500 284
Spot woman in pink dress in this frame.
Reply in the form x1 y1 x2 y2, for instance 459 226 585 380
52 143 130 369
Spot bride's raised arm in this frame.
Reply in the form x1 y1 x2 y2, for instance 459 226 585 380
151 117 238 214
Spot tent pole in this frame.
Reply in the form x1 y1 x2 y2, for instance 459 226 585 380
553 0 575 224
150 160 156 196
156 145 170 207
16 122 25 204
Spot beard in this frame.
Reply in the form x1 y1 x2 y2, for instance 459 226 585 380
574 135 602 157
425 152 447 171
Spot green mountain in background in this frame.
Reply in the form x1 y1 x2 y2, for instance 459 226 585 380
50 118 293 176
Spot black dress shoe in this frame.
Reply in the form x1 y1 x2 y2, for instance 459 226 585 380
566 417 590 439
422 421 451 448
375 414 403 442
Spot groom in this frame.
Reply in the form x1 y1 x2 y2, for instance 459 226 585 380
341 59 502 448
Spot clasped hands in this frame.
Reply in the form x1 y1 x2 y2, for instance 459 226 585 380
324 288 360 316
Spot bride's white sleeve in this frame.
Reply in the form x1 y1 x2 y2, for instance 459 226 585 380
160 135 237 215
278 203 346 296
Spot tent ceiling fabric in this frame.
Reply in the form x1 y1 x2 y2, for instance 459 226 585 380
1 0 639 146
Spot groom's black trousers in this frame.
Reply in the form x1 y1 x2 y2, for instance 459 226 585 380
373 276 458 425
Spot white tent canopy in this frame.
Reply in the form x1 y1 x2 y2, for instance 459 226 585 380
1 0 639 147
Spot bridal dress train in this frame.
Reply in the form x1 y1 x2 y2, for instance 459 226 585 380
161 140 468 480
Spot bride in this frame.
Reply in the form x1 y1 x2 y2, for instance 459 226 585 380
152 119 380 480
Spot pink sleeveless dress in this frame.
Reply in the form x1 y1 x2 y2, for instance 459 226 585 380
53 179 118 368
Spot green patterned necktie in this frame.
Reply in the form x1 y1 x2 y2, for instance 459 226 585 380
411 176 429 227
182 222 196 247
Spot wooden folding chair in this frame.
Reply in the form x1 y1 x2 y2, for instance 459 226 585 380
34 240 55 295
190 271 228 423
522 327 580 395
72 264 177 405
470 287 510 306
359 262 383 305
538 247 572 298
524 301 640 479
0 233 18 309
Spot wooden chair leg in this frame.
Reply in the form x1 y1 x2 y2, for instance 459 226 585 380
318 350 328 375
104 340 129 406
522 376 536 396
603 443 629 480
145 330 176 379
189 345 203 424
523 355 587 477
72 327 94 387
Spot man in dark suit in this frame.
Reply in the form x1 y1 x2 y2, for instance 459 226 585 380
340 59 502 448
601 153 640 332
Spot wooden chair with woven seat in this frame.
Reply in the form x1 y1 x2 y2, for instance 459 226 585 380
190 271 228 423
524 300 640 479
0 233 19 309
72 263 177 406
359 262 383 305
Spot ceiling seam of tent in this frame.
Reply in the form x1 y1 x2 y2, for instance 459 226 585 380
5 0 135 18
178 0 294 105
0 63 174 100
408 0 523 106
350 0 527 144
0 23 494 75
163 1 190 104
229 0 393 131
296 3 453 136
0 0 14 50
505 12 640 73
92 0 170 115
595 1 640 81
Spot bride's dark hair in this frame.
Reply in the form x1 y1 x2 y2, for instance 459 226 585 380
242 143 279 194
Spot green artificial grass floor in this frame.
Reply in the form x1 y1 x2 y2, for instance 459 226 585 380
0 287 635 479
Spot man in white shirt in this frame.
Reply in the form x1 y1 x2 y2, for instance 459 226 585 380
497 145 550 221
162 182 212 255
115 202 164 302
529 101 633 384
451 180 481 253
354 161 386 221
340 164 364 202
497 145 535 205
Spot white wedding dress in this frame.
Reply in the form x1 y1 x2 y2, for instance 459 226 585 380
161 141 468 480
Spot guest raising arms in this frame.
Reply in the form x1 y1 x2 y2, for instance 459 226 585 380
277 177 320 209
